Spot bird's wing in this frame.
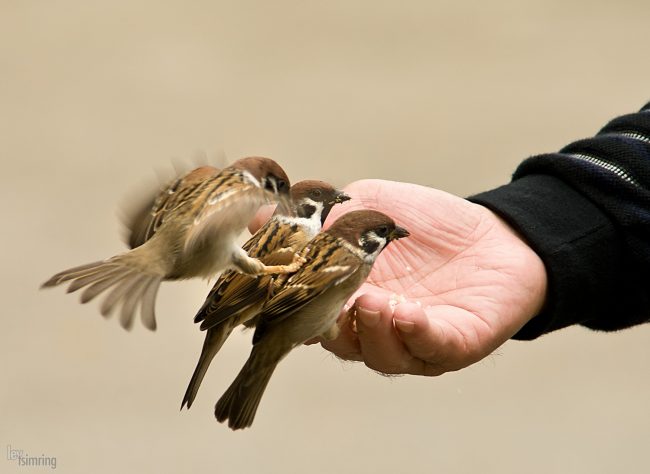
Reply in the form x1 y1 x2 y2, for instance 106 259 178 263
123 189 162 249
253 234 361 343
124 166 220 249
184 170 273 252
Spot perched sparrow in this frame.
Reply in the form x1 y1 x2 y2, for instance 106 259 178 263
42 157 301 331
180 180 350 409
214 210 410 430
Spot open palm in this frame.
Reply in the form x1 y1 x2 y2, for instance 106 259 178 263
318 179 547 376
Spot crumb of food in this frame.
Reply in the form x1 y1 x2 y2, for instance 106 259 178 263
388 293 407 310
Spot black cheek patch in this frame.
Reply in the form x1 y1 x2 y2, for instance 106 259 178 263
297 204 316 219
362 239 380 255
263 179 275 191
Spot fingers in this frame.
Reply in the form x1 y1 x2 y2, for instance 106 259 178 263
321 295 470 376
354 294 415 374
248 204 276 234
393 303 444 360
394 303 491 374
317 298 493 376
392 303 448 375
351 295 445 376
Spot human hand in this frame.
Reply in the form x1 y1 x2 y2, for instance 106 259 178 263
249 179 547 376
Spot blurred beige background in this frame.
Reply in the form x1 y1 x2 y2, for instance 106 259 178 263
2 1 649 473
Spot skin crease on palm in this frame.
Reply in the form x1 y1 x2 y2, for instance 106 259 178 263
248 179 548 377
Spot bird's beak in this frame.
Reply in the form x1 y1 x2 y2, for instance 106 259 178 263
332 191 352 205
277 193 292 209
274 199 292 216
389 226 410 241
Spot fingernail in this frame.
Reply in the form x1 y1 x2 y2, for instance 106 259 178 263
357 308 380 328
394 319 415 333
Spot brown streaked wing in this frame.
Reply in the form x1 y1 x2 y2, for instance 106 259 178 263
253 234 361 342
241 217 282 256
195 220 306 329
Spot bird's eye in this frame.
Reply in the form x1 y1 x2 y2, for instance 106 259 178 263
375 225 389 237
310 189 322 199
276 179 288 191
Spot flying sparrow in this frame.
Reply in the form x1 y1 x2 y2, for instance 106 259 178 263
214 210 410 430
42 157 302 331
181 180 350 409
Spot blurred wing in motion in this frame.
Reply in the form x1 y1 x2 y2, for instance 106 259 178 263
124 166 221 249
184 172 272 253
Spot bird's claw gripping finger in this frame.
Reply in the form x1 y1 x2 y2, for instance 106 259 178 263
254 253 306 275
286 253 307 272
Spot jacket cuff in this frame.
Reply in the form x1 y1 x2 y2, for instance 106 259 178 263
469 174 624 340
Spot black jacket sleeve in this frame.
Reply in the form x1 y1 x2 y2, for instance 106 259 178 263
469 103 650 340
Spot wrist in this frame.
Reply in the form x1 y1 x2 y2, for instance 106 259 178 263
469 174 624 339
485 207 548 324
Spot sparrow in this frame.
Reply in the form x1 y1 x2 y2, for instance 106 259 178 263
181 180 350 409
214 210 410 430
42 157 302 331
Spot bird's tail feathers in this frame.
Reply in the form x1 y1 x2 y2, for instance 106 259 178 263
214 354 277 430
41 247 165 330
181 327 231 410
